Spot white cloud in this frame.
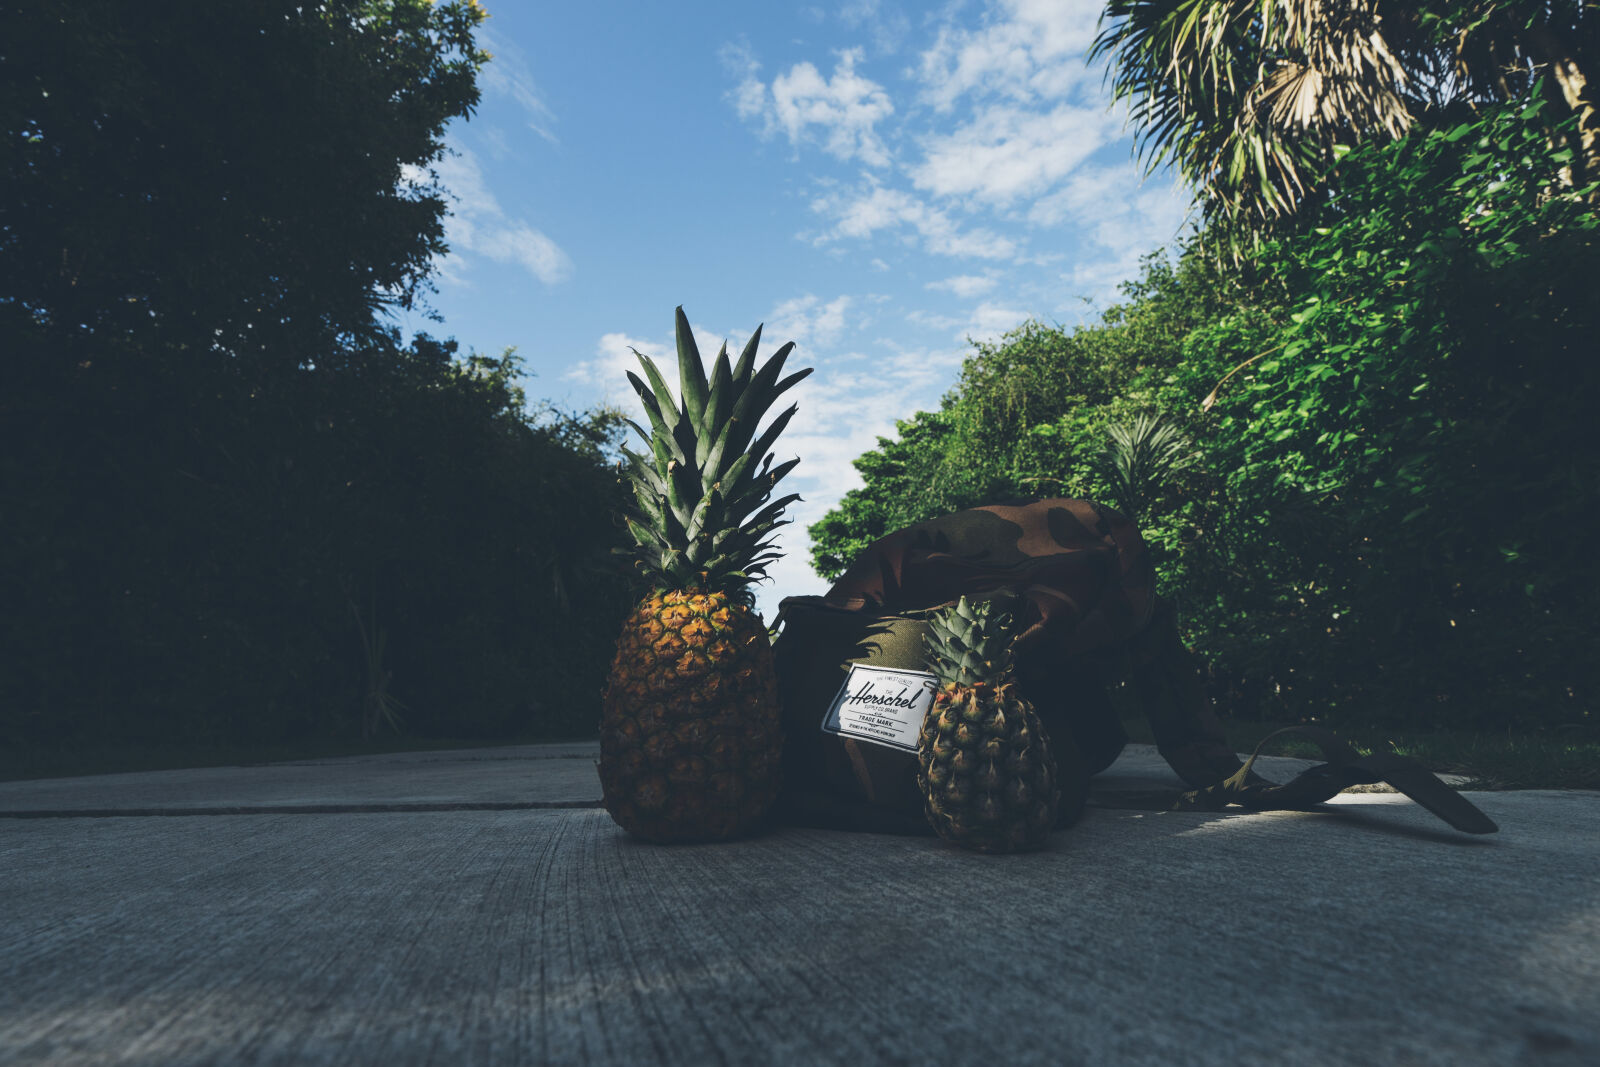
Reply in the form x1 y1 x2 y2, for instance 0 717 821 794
420 146 573 285
1027 164 1125 226
917 0 1105 110
768 294 854 349
920 215 1019 259
840 0 913 55
723 40 769 122
926 273 998 298
562 332 668 403
911 103 1117 204
563 320 747 408
476 27 559 144
1029 165 1193 300
731 47 895 166
905 308 964 333
819 182 918 239
965 301 1036 343
810 180 1018 259
785 348 964 463
910 301 1035 343
459 221 572 284
479 126 513 160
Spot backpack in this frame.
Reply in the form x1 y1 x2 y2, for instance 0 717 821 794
771 498 1497 837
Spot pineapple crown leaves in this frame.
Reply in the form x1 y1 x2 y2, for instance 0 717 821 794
923 595 1018 688
617 306 813 594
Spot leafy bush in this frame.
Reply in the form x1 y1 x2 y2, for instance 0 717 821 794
0 3 634 756
811 93 1598 734
0 334 632 751
1173 94 1600 730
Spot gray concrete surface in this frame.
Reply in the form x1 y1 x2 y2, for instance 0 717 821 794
0 744 601 816
2 743 1596 1066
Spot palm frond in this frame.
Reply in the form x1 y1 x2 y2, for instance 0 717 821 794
1098 412 1198 524
1093 0 1413 242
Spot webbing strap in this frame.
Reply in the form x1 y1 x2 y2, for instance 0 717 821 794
1174 725 1499 835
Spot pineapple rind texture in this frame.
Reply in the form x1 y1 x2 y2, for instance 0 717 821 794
917 596 1060 854
600 589 783 843
917 681 1059 853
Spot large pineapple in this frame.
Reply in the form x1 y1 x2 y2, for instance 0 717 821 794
599 307 811 843
917 596 1061 853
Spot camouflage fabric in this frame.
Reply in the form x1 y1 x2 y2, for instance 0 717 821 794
823 497 1156 655
773 497 1248 832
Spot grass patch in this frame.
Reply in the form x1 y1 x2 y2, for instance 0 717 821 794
0 734 597 784
1120 714 1600 791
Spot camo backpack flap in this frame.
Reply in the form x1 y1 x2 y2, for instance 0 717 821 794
823 498 1157 657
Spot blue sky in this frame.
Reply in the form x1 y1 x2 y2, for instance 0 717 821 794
397 0 1194 617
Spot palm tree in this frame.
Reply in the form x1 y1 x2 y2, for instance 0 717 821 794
1098 412 1198 525
1092 0 1597 245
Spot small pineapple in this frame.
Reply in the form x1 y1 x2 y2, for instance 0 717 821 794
917 595 1060 853
599 307 811 843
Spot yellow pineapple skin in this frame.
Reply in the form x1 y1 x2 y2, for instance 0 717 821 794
599 589 783 843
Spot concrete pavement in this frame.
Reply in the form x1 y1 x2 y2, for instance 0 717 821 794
2 743 1596 1065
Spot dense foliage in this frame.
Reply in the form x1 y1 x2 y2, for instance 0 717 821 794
3 0 489 357
812 92 1598 732
1092 0 1598 250
2 1 632 754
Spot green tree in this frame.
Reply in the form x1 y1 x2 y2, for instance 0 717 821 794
809 253 1236 582
1096 413 1197 526
1091 0 1599 244
1176 94 1600 729
0 2 638 758
1 0 488 360
811 94 1598 732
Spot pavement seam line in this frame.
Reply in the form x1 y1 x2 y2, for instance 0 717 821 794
0 800 604 819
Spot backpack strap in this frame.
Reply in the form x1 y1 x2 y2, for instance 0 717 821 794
1173 725 1499 835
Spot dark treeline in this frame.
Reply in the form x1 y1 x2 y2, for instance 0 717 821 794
2 1 631 755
